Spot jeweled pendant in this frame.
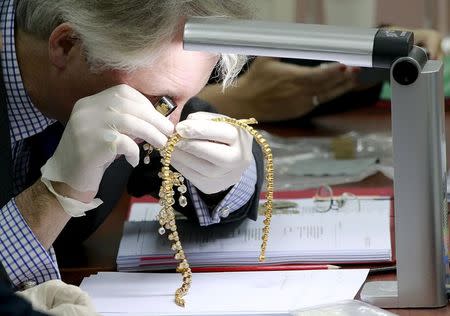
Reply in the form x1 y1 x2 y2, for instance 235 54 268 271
179 196 187 207
178 185 187 194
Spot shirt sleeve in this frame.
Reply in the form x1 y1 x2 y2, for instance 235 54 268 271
187 157 257 226
0 199 60 288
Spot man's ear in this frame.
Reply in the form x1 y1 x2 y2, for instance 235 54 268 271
48 23 78 69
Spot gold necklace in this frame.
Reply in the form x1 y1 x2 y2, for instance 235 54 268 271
157 117 274 307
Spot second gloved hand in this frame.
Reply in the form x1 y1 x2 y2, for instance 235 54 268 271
17 280 100 316
171 112 253 195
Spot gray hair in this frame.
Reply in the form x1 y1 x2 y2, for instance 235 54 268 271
15 0 252 86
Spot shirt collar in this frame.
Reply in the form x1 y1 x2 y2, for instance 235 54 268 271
1 0 53 143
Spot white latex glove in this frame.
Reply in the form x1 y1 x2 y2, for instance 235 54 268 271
41 84 174 216
17 280 100 316
172 112 253 194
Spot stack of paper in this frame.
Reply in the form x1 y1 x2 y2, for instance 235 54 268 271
80 270 370 315
117 198 392 271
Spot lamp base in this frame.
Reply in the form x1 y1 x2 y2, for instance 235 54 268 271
360 281 400 308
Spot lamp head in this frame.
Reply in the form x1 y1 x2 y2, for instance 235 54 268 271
183 17 414 69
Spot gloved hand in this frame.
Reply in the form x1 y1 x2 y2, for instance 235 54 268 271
41 84 174 216
17 280 100 316
172 112 254 194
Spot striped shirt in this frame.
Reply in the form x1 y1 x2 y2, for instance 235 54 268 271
0 0 256 287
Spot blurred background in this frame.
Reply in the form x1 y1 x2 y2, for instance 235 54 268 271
250 0 450 51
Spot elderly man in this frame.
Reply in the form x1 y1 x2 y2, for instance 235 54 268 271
0 0 261 314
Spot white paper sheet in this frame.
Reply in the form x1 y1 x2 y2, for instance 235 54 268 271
81 270 369 315
120 199 391 270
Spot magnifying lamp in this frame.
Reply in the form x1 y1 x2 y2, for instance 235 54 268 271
184 17 448 309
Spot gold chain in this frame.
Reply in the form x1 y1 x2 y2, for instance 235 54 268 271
157 117 274 307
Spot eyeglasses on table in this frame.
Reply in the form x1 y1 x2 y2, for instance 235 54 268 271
313 184 361 213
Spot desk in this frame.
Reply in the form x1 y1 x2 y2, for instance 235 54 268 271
58 103 450 315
